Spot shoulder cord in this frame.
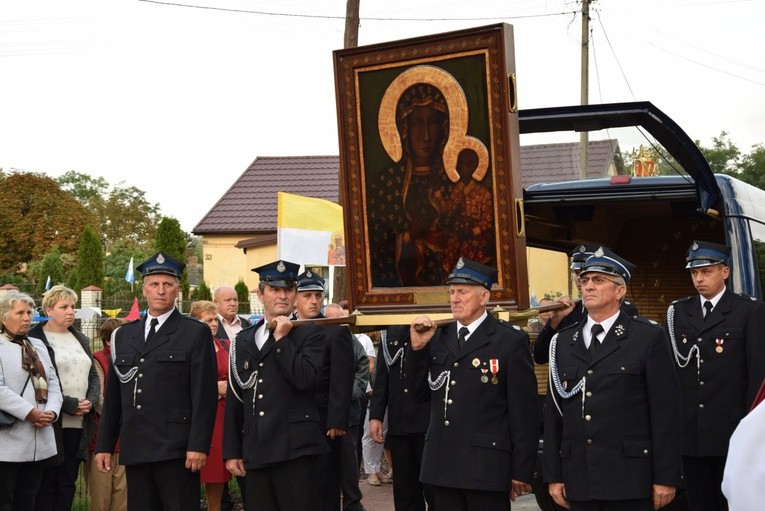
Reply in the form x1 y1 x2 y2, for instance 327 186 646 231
548 333 587 418
380 330 406 378
110 326 138 384
228 335 258 407
428 369 451 419
667 304 700 380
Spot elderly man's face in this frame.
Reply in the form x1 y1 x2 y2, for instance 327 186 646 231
449 284 490 324
579 273 625 316
214 287 239 321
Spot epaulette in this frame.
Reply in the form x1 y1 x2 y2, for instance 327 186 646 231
631 316 659 326
556 322 579 333
670 296 694 305
497 319 523 331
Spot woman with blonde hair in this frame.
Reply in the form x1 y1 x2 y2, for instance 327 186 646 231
30 285 100 511
189 300 231 511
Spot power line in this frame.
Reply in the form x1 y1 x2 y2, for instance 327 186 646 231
594 9 636 100
648 42 765 87
137 0 578 21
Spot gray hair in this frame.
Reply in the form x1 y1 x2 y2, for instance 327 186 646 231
0 290 36 322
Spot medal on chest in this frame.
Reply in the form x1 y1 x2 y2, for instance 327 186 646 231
715 338 724 353
490 358 499 385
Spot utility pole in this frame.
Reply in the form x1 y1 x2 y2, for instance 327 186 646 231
334 0 360 304
579 0 592 180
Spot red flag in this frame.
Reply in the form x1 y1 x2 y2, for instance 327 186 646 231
124 297 140 321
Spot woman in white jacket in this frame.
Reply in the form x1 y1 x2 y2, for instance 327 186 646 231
0 291 63 511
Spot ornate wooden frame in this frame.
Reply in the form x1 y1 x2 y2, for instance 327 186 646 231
333 23 528 313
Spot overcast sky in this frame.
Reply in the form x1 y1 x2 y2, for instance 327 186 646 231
2 0 764 232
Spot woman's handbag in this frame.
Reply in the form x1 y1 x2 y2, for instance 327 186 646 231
0 373 32 429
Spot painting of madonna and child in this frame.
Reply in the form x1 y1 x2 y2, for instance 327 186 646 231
334 24 527 310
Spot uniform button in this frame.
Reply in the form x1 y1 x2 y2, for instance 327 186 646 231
700 359 704 364
620 366 625 371
258 379 263 383
450 380 456 386
393 341 399 346
587 370 593 375
136 405 142 410
259 411 265 416
699 404 704 408
643 449 649 455
444 420 450 426
447 399 453 405
453 362 459 368
700 381 704 385
137 389 142 393
403 388 408 393
139 358 145 363
259 362 264 367
276 348 281 353
492 441 496 446
585 415 592 421
587 439 593 445
138 373 143 378
585 391 592 397
169 355 173 359
257 394 263 399
697 338 703 343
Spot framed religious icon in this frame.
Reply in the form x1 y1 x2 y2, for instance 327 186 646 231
333 23 528 313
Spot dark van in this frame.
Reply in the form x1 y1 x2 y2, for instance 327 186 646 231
519 102 765 511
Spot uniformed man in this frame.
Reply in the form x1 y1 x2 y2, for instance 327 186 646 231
370 325 434 511
292 271 355 511
223 260 328 511
534 242 638 364
666 240 765 511
95 252 218 511
543 248 682 511
410 257 539 511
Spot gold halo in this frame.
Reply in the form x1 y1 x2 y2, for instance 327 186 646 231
377 65 489 183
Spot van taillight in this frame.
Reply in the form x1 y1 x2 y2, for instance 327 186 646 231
610 175 631 185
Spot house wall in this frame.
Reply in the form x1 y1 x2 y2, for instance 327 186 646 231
201 234 267 291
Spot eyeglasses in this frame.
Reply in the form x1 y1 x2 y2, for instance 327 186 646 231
576 275 621 286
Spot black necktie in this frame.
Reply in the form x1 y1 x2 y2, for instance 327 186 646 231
589 323 604 356
458 326 470 348
703 301 713 321
146 318 159 344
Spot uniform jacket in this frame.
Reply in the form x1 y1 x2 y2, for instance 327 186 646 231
534 300 638 364
420 314 539 492
0 335 63 462
543 312 682 501
95 309 218 465
370 325 430 435
223 320 329 469
668 289 765 456
29 322 100 462
314 321 355 431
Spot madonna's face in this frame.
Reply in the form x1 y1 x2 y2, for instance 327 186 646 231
407 105 445 165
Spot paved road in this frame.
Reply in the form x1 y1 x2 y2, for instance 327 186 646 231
359 478 542 511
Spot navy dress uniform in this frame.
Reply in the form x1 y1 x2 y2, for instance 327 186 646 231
415 258 539 510
95 252 218 511
534 243 638 364
543 249 682 510
223 260 328 511
293 270 355 511
666 241 765 511
370 325 434 511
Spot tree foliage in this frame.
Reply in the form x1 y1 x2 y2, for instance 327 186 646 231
155 217 189 295
57 171 161 253
0 172 99 274
235 279 250 313
36 247 67 295
194 281 212 301
696 133 765 190
72 225 105 291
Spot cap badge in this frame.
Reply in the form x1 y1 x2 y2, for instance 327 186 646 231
578 245 586 253
456 257 465 269
692 242 699 250
277 261 286 272
594 247 604 258
306 270 312 277
156 253 165 264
